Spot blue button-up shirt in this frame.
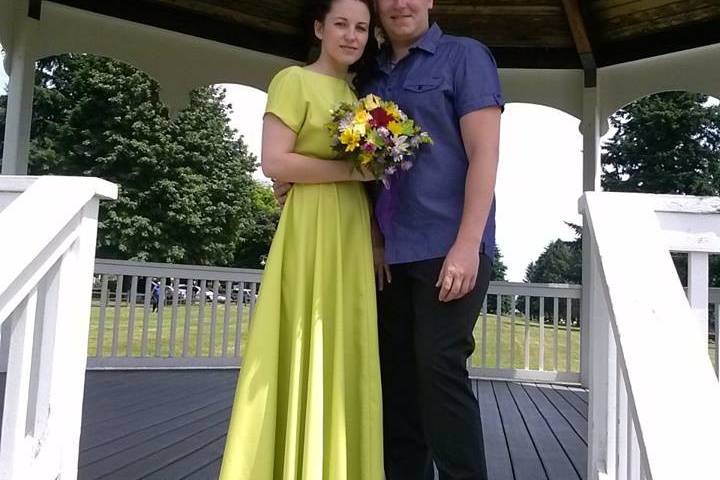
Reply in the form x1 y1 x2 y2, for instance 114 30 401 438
359 23 504 265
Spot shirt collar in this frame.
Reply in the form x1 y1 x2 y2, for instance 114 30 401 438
376 23 443 72
412 22 443 54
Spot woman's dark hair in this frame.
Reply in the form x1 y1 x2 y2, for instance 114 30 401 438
309 0 373 28
305 0 378 79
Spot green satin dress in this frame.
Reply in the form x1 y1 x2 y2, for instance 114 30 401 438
219 66 384 480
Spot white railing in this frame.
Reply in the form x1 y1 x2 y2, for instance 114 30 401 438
582 192 720 480
89 259 584 382
89 259 261 369
0 176 116 480
469 282 582 383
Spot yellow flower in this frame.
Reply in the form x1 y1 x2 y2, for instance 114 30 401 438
363 94 381 110
352 121 367 136
386 103 402 120
354 108 372 124
359 152 373 165
340 128 360 151
388 121 404 136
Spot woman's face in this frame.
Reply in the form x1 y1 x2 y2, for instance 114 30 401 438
315 0 371 67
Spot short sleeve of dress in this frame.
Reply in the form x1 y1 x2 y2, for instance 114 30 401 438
453 40 505 118
265 67 308 133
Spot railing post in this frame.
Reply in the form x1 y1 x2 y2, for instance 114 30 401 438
687 252 709 353
580 230 591 387
49 202 101 478
587 230 617 480
0 292 38 479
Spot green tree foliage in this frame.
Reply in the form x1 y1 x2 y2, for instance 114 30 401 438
519 238 582 325
602 92 720 194
490 246 508 281
602 91 720 286
486 246 512 314
1 54 268 266
233 183 281 269
525 239 582 285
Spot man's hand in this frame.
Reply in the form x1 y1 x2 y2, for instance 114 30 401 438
436 241 479 302
272 180 292 207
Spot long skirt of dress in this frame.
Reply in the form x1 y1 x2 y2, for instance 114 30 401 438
219 182 384 480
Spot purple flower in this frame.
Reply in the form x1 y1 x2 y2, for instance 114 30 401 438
362 142 376 153
401 160 413 171
378 127 391 140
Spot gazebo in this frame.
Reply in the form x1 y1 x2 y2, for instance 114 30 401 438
1 0 720 479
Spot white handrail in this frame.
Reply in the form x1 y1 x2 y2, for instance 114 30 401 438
0 175 116 480
581 192 720 480
0 176 116 320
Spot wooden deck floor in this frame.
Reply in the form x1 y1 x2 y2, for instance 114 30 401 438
0 370 588 479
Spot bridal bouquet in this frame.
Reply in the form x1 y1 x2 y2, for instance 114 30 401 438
326 94 432 187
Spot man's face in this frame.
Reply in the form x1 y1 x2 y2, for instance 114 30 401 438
376 0 433 45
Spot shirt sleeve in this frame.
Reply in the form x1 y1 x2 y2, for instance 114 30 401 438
265 67 308 133
453 41 505 118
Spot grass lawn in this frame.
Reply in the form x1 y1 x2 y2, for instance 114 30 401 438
89 303 718 374
470 314 581 372
89 303 582 372
89 302 252 358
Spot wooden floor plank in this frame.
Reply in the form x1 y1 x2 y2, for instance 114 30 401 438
80 415 230 479
81 371 223 424
79 400 233 466
493 380 548 480
0 371 589 480
144 434 228 479
550 384 588 419
181 458 223 479
475 380 514 480
507 382 580 480
79 383 236 450
566 386 588 404
534 384 588 443
522 384 587 478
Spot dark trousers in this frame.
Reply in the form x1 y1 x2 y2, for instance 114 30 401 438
378 255 491 480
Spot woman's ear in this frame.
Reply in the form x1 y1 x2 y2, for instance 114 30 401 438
314 19 324 41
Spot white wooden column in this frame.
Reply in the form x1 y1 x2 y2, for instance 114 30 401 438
582 86 601 192
1 13 37 176
580 85 601 387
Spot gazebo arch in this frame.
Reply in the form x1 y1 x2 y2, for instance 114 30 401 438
4 0 718 189
2 1 720 479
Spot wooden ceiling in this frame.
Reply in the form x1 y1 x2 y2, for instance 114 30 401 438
51 0 720 69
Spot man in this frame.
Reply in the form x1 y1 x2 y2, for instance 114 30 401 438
275 1 502 478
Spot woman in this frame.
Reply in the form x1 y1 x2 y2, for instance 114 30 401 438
219 0 384 479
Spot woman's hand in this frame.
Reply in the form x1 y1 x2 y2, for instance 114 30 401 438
374 244 392 291
272 180 293 207
351 165 377 182
370 216 391 290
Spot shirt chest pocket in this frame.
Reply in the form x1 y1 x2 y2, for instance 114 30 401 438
402 76 445 94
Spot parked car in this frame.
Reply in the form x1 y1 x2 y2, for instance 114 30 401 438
231 285 255 304
177 284 200 302
177 283 227 303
